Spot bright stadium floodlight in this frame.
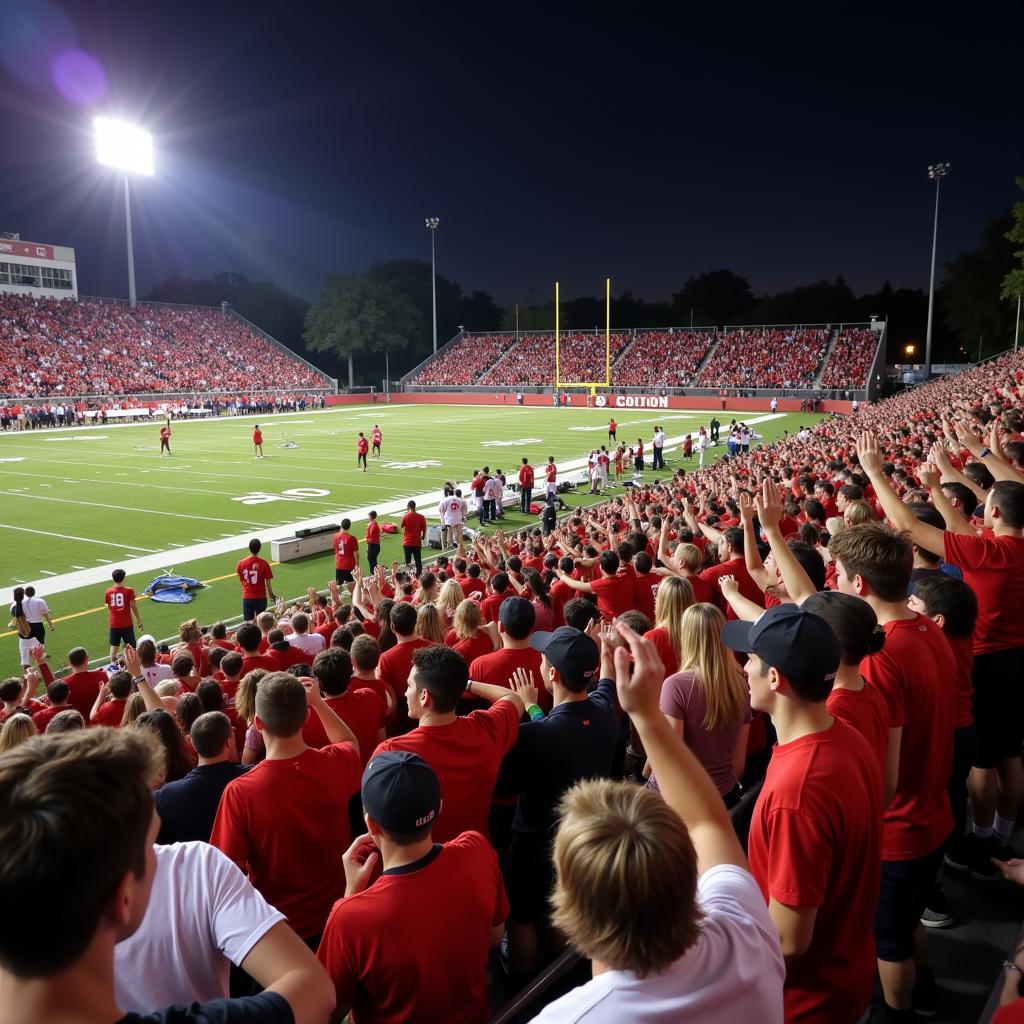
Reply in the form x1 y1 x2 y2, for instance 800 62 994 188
94 117 154 308
425 217 440 354
94 117 154 176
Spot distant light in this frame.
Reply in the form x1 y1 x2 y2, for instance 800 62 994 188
425 216 439 229
94 117 153 175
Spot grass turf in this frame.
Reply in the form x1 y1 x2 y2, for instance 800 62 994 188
0 403 825 669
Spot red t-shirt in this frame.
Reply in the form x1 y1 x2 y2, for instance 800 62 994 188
479 593 506 623
240 653 276 675
378 638 434 732
698 557 763 620
943 532 1024 654
302 689 388 766
253 429 263 445
92 697 128 727
400 512 427 548
65 669 108 719
371 429 382 444
643 627 679 678
105 586 135 628
681 573 715 605
210 742 361 940
265 645 311 672
334 532 358 571
748 720 882 1022
826 682 889 780
631 570 658 622
365 520 381 545
589 573 635 621
374 701 520 842
545 463 557 483
518 465 535 488
862 614 954 860
945 632 975 730
316 831 509 1024
469 647 549 711
236 556 273 600
159 427 170 441
357 436 369 455
445 629 495 666
32 703 69 733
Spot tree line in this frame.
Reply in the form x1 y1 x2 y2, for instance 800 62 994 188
147 180 1024 387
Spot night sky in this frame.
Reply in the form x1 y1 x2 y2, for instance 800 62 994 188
2 1 1022 309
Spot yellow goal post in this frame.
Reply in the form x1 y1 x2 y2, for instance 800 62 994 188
554 278 612 391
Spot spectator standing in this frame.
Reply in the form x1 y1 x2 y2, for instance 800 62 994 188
400 500 427 575
334 518 359 587
236 538 276 621
519 457 535 513
105 568 143 663
22 586 53 646
365 510 382 572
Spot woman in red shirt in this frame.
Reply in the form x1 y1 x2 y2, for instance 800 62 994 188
643 575 695 678
444 600 498 666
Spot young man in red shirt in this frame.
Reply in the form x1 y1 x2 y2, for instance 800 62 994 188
377 602 433 734
159 421 171 456
89 670 132 726
236 538 276 621
357 431 369 471
829 520 953 1021
553 550 633 621
365 510 382 572
334 518 359 588
235 622 277 675
544 456 558 503
105 568 143 664
317 751 508 1023
375 645 525 843
400 499 427 576
724 603 882 1024
62 646 109 719
252 423 264 458
211 671 361 947
518 457 535 514
371 424 382 458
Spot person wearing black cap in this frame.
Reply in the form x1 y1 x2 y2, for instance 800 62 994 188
468 596 547 709
317 751 508 1024
722 603 883 1024
495 623 622 978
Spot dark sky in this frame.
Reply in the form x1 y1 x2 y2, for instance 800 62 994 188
1 1 1022 309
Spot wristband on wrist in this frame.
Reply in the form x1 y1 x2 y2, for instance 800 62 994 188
979 447 991 459
526 703 544 721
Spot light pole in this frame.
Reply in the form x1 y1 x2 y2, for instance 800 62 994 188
425 217 439 354
95 117 154 307
924 162 949 379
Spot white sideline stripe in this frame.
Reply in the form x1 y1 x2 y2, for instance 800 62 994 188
0 523 159 552
0 413 786 603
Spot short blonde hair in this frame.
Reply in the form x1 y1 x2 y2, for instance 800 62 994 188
674 543 702 574
843 499 875 527
550 779 702 977
0 714 36 754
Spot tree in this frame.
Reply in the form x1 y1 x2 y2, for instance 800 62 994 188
670 269 754 325
942 213 1016 360
304 274 420 388
1001 177 1024 316
460 289 504 332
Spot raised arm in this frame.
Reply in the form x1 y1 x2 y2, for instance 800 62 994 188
738 492 774 593
554 569 594 594
955 418 1022 483
919 458 975 537
756 479 817 605
613 621 746 873
719 575 765 622
301 677 359 757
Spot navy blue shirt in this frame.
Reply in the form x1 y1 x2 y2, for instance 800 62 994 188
119 992 291 1023
497 678 622 839
154 762 250 845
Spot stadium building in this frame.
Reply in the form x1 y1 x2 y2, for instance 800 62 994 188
0 232 77 298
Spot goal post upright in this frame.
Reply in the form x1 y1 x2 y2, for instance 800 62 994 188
554 276 612 394
606 276 611 386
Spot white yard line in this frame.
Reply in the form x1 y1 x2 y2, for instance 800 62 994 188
0 414 786 603
0 523 159 552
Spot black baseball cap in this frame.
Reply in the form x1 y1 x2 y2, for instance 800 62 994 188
499 596 535 637
361 751 441 835
721 604 840 684
530 626 600 683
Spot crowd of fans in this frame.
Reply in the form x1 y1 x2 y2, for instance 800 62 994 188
0 293 328 398
412 334 511 385
696 327 831 389
820 328 879 389
2 347 1023 1023
479 332 633 387
609 330 714 388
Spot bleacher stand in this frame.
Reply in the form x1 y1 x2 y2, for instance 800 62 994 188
820 328 878 389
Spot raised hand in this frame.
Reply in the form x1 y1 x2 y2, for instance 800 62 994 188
123 645 142 677
611 618 666 720
918 462 940 490
509 667 539 708
855 431 884 476
719 574 739 598
755 477 783 534
737 491 755 527
342 834 380 897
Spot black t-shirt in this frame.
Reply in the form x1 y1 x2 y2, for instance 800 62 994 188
118 992 292 1024
154 762 251 845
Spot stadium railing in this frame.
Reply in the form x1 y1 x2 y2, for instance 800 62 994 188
488 777 766 1024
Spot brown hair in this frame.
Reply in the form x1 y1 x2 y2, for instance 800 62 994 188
254 671 308 738
0 728 161 976
829 523 913 602
178 618 202 645
234 669 267 724
550 779 702 977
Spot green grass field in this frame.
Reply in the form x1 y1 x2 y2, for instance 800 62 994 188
0 403 824 670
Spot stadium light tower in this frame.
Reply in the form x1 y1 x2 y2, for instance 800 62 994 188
924 162 949 379
94 117 154 307
425 217 440 354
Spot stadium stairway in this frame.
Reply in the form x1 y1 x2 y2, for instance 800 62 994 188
608 331 643 374
812 327 841 388
690 331 723 379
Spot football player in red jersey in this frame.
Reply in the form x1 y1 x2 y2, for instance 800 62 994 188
105 568 143 663
357 432 369 472
159 421 171 457
371 424 383 458
236 538 277 621
252 424 264 458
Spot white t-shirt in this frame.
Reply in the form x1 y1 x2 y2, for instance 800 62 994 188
485 477 504 501
22 596 49 623
439 497 466 526
115 841 284 1012
288 631 326 657
142 663 174 687
531 865 784 1024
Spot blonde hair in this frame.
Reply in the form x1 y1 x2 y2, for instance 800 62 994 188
679 603 747 731
0 714 36 754
121 692 146 727
178 618 202 644
653 576 695 670
437 579 464 620
452 599 483 640
825 516 846 538
550 778 702 977
415 604 446 644
843 499 875 526
234 669 268 725
674 543 702 574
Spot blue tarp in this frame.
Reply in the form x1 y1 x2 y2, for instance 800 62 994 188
144 573 205 604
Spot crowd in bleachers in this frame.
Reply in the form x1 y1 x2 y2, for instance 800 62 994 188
412 333 509 385
479 332 632 387
697 327 830 388
2 348 1023 1023
819 328 879 389
609 330 714 388
0 293 328 398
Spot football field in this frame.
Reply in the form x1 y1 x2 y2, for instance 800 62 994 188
0 403 824 667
